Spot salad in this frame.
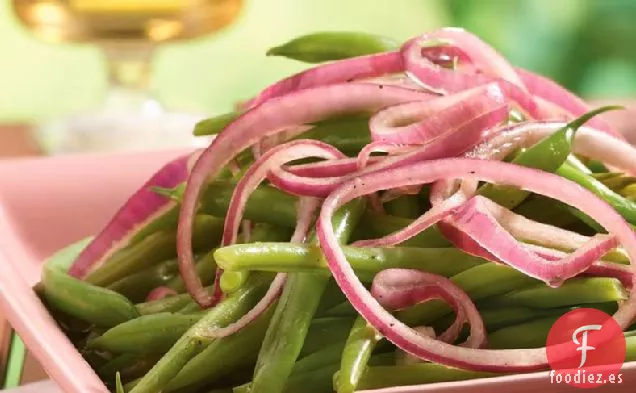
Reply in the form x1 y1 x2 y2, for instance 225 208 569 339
36 28 636 393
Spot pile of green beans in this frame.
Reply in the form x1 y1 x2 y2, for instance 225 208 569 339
36 31 636 393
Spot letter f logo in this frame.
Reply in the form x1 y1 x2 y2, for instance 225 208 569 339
572 325 602 368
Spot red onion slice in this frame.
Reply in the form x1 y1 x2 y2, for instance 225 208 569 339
401 28 525 95
474 122 636 177
286 157 381 178
146 286 178 302
442 195 619 287
69 152 199 278
267 89 508 198
369 83 507 144
245 52 404 109
317 158 636 372
356 142 418 170
352 188 468 248
178 83 430 306
515 67 620 138
184 140 344 307
527 244 633 288
202 196 320 338
372 268 487 349
223 140 344 246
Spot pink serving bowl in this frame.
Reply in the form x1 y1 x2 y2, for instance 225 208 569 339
0 150 634 393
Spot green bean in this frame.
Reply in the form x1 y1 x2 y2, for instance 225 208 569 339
166 306 276 392
322 301 357 318
200 182 298 228
513 195 579 229
178 302 205 314
299 115 371 155
300 317 355 358
44 237 93 270
42 265 139 328
479 118 580 208
250 223 294 242
38 239 137 328
166 252 217 293
108 259 179 302
215 244 483 282
356 335 636 390
515 198 629 264
489 316 562 349
315 280 348 317
249 200 364 393
194 112 239 136
98 353 160 382
593 172 636 194
398 263 537 326
384 195 422 219
116 373 125 393
266 31 398 63
496 277 627 308
586 159 609 173
239 343 347 393
298 341 352 375
164 224 290 295
336 316 382 393
567 154 593 174
204 181 446 246
472 306 559 331
335 262 537 391
287 354 394 393
124 378 140 392
356 210 450 247
464 302 616 334
557 161 636 225
627 336 636 361
220 270 250 294
88 312 204 354
479 106 620 209
167 314 351 392
86 231 176 287
623 183 636 200
135 291 201 315
129 274 273 393
356 363 498 389
87 215 223 287
285 362 341 393
193 112 371 155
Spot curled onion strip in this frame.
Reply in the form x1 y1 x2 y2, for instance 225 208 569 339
317 158 636 372
515 68 620 138
472 122 636 177
369 83 507 144
527 244 633 289
245 52 404 109
267 87 509 198
371 268 487 348
401 28 525 95
286 157 381 178
185 140 345 307
145 286 177 302
357 142 418 170
442 195 620 287
70 152 199 278
203 197 320 338
353 186 469 248
178 83 430 306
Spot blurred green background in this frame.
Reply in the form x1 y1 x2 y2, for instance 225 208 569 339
1 0 636 123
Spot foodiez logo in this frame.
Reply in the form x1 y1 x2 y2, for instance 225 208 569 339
547 308 625 388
